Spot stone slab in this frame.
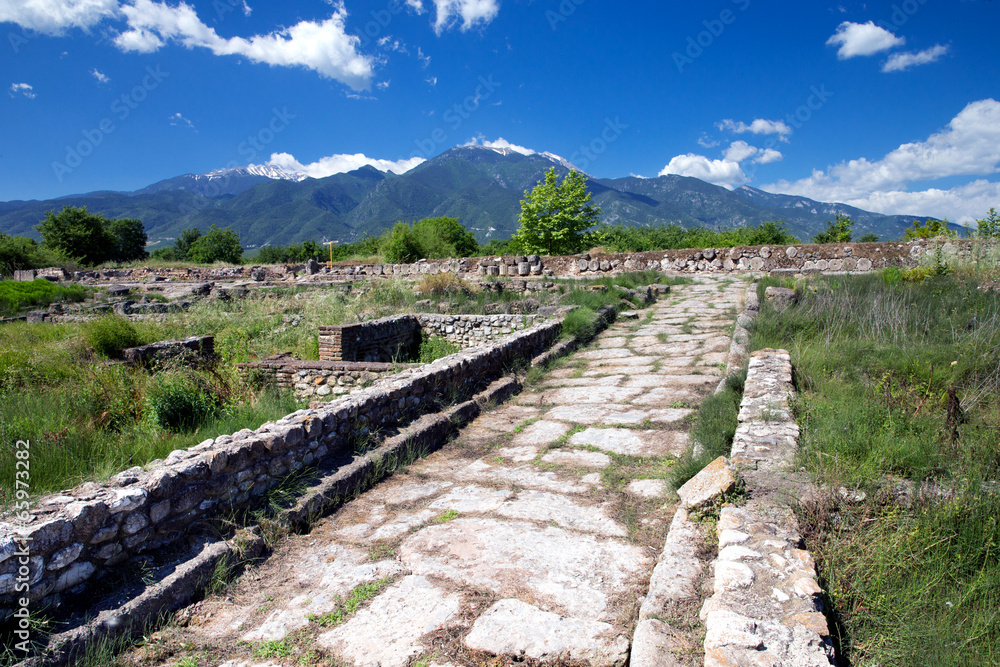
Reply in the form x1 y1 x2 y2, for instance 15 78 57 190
465 598 629 666
427 485 513 513
511 419 570 446
399 518 649 621
496 490 626 537
569 428 688 457
318 575 462 667
540 449 612 468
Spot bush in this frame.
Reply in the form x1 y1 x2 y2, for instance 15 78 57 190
417 333 460 363
188 225 243 264
0 234 65 276
381 223 422 263
146 373 218 432
560 306 600 341
83 315 144 358
416 273 475 297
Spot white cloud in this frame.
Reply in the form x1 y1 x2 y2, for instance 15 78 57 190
430 0 500 34
169 111 194 130
826 20 904 59
697 134 719 149
266 151 424 177
717 118 792 142
405 0 426 13
113 0 374 89
90 68 110 83
417 46 430 67
882 44 949 72
376 80 390 90
833 180 1000 224
763 99 1000 222
723 140 757 163
9 82 36 99
425 76 438 86
0 0 118 34
659 154 748 189
753 148 783 164
463 136 536 156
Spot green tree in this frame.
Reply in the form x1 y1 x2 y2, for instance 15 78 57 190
0 234 62 275
36 206 113 265
858 233 879 243
902 218 954 241
381 223 422 263
411 216 479 258
511 168 600 256
106 218 148 262
976 208 1000 238
174 227 203 260
812 213 854 244
187 225 243 264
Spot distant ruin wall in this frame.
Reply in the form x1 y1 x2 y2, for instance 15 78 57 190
0 320 562 619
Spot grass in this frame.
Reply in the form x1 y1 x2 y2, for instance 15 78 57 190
667 370 746 490
307 578 393 628
751 269 1000 666
0 279 89 315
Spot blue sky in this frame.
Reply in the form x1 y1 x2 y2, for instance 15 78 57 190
2 0 998 222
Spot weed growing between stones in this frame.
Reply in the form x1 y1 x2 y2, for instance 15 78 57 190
307 578 394 628
753 270 1000 666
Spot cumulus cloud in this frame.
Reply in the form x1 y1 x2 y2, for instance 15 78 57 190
763 99 1000 222
833 180 1000 224
463 136 535 156
112 0 374 89
717 118 792 142
429 0 500 34
0 0 118 34
266 151 424 177
90 68 110 83
9 82 36 99
169 111 194 130
723 140 757 163
659 154 748 189
882 44 949 72
753 148 783 164
826 20 904 58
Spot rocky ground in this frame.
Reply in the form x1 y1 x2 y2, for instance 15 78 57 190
117 277 748 667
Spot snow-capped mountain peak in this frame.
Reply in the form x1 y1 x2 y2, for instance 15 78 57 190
205 164 311 182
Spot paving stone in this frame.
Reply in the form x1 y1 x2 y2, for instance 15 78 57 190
496 445 538 462
473 406 541 432
578 348 633 359
511 419 570 446
541 449 612 468
465 598 629 666
453 459 591 494
543 386 645 405
427 485 513 513
496 490 626 536
379 481 453 505
627 479 668 498
370 510 436 541
569 428 688 456
399 518 649 621
630 387 699 406
318 575 462 667
583 365 654 376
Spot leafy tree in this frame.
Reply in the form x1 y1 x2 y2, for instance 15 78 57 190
858 233 879 243
106 217 148 262
812 213 854 244
511 168 600 256
411 217 479 258
36 206 113 265
187 225 243 264
174 227 203 260
902 218 954 241
0 234 62 275
381 223 422 263
976 208 1000 238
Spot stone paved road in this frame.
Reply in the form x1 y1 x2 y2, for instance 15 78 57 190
145 277 747 667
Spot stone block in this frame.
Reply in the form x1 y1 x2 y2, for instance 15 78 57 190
676 456 736 509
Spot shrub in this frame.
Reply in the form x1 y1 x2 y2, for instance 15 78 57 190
83 315 144 358
146 373 218 432
417 333 460 363
561 306 600 341
416 273 475 297
381 223 422 263
187 225 243 264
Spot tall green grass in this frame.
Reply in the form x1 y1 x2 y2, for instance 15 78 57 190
751 270 1000 666
0 279 88 315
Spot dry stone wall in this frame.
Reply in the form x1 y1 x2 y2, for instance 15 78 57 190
0 320 562 620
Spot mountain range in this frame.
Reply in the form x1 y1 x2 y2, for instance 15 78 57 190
0 146 945 249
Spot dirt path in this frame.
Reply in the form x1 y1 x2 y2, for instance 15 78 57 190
124 277 747 667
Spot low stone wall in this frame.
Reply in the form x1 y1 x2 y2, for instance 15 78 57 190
238 355 418 399
0 320 562 619
318 313 543 362
318 315 420 362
